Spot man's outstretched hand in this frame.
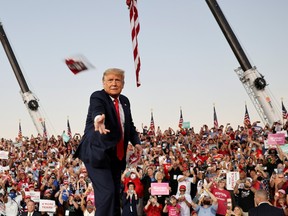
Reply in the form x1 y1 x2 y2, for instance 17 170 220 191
94 114 110 134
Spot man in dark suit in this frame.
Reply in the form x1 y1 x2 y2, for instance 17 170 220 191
74 68 141 216
248 189 284 216
22 200 41 216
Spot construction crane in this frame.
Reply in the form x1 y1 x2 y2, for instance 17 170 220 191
0 22 47 134
205 0 282 126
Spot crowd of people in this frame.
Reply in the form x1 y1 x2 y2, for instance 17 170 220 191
0 120 287 216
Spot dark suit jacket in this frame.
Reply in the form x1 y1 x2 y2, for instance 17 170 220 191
248 203 284 216
122 193 138 216
22 211 41 216
74 90 140 168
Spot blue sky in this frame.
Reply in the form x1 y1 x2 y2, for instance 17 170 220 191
0 1 287 139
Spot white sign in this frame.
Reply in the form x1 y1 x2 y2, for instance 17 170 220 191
226 172 240 190
26 191 41 202
39 199 56 212
0 151 8 160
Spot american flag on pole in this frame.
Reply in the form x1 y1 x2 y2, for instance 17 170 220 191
149 111 155 136
67 118 72 139
42 121 47 139
282 101 288 121
126 0 141 87
244 104 251 127
18 121 22 140
178 108 183 129
213 105 218 129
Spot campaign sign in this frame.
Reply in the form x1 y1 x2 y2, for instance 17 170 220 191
39 199 56 212
26 191 41 202
183 122 190 129
151 183 169 195
277 130 288 137
226 172 239 190
0 151 8 160
267 133 285 145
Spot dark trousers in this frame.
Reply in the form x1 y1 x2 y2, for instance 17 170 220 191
85 156 122 216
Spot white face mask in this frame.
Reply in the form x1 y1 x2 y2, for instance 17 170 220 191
130 174 136 179
275 125 282 132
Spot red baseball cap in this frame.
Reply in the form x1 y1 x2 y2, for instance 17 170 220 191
179 185 186 190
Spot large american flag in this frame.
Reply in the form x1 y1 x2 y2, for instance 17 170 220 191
282 101 288 120
213 106 218 129
127 0 141 87
178 108 183 129
244 104 251 126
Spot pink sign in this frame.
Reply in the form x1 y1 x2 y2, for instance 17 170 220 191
151 183 169 195
268 133 286 145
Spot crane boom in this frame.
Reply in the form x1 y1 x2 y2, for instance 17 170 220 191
0 22 47 135
205 0 282 126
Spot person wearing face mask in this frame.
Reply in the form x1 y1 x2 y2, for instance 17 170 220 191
121 167 144 215
81 198 96 216
0 190 19 216
191 185 218 216
8 188 24 208
234 178 255 216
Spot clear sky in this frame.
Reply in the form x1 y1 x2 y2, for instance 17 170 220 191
0 0 287 140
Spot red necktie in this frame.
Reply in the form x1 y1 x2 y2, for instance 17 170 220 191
114 98 124 160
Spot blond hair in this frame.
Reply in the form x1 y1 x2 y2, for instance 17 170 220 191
102 68 125 81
